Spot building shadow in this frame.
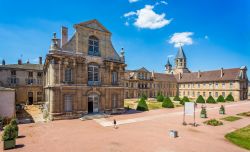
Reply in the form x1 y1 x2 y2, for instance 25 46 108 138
16 109 35 124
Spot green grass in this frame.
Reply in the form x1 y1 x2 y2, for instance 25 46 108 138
147 102 163 110
225 125 250 150
203 119 223 126
221 116 242 122
237 111 250 117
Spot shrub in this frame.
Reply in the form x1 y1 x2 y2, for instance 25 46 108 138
180 96 190 105
162 97 174 108
10 119 18 137
173 96 181 101
196 95 205 103
141 93 148 100
217 95 225 102
225 94 234 102
204 119 223 126
157 94 164 102
2 124 17 141
206 96 217 104
136 98 148 111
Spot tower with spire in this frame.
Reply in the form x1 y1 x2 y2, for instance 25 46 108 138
173 45 190 74
165 58 173 74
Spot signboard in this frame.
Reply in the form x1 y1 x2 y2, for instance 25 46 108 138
184 102 195 116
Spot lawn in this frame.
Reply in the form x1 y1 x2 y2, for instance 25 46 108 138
225 125 250 150
237 111 250 117
124 98 181 110
221 116 242 122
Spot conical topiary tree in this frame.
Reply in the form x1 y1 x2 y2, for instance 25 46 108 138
157 94 164 102
196 95 205 103
180 96 190 105
141 93 148 100
136 98 149 111
206 96 217 104
217 95 225 102
225 94 234 102
173 95 181 101
162 97 174 108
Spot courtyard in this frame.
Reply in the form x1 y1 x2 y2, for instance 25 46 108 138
1 100 250 152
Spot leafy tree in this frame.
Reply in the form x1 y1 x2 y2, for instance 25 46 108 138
162 97 174 108
136 98 149 111
225 94 234 102
206 96 217 104
196 95 205 103
217 95 225 102
180 96 190 105
173 96 181 101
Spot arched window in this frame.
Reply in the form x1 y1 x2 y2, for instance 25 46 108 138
88 64 99 85
65 68 72 82
88 36 99 56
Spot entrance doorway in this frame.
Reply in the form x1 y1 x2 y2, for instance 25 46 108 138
88 94 99 113
28 92 33 105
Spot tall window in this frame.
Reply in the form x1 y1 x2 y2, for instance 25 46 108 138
88 64 99 84
230 82 233 89
88 36 99 56
112 94 118 108
112 71 118 84
28 72 33 77
65 68 72 82
11 70 16 76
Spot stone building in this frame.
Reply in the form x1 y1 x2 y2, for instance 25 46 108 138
124 67 178 98
167 46 248 101
0 87 15 118
0 58 43 104
44 20 126 120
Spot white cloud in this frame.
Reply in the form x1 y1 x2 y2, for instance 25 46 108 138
129 0 139 3
124 11 136 17
124 5 171 29
169 32 194 47
204 35 209 40
160 1 168 5
167 55 174 58
125 21 129 26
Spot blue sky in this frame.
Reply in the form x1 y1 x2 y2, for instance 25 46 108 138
0 0 249 75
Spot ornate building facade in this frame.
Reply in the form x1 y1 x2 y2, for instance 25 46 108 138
44 20 126 120
0 58 43 104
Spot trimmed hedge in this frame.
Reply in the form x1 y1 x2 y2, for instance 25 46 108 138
136 98 149 111
196 95 205 103
162 97 174 108
206 96 217 104
157 94 164 102
217 95 225 102
173 96 181 101
226 94 234 102
180 96 190 105
2 124 17 141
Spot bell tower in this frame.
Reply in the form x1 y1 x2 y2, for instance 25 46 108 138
174 46 190 74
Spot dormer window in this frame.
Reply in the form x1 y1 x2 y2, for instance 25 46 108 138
88 36 99 56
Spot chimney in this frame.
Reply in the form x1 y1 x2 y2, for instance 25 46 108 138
220 68 224 77
27 59 30 64
61 26 68 46
198 70 201 78
2 59 5 65
178 72 182 80
39 57 42 64
18 59 22 65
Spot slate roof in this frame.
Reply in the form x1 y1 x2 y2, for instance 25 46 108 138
0 64 43 71
175 46 186 59
175 68 243 83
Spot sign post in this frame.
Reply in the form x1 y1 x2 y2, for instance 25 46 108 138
183 102 196 126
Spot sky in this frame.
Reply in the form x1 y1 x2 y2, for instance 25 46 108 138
0 0 249 76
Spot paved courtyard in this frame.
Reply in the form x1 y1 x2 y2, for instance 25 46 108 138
1 101 250 152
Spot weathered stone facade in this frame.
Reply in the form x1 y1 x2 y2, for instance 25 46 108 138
0 59 44 104
44 20 126 120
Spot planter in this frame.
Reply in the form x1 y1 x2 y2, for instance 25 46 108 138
169 130 178 138
219 110 225 115
3 139 16 150
200 113 207 118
